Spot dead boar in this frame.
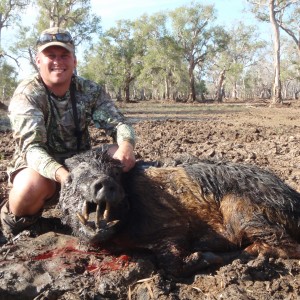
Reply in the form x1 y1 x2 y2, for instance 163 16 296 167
58 149 300 277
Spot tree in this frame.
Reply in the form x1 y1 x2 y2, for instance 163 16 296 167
35 0 101 46
269 0 282 103
0 60 17 104
169 2 229 102
0 0 29 70
210 22 264 102
247 0 290 103
106 20 143 102
133 13 186 101
0 1 30 101
273 0 300 58
0 0 29 46
280 39 300 99
81 19 144 102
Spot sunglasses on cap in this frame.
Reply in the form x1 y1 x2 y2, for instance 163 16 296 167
36 32 74 46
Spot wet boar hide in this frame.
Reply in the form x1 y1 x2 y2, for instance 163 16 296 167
59 149 300 277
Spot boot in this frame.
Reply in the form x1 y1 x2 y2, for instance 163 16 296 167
0 201 42 238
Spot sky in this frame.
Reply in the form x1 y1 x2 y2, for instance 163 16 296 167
91 0 254 29
2 0 269 79
2 0 258 46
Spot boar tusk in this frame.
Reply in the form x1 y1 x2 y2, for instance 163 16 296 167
77 212 87 225
82 200 89 220
106 220 120 228
96 203 102 229
103 202 111 220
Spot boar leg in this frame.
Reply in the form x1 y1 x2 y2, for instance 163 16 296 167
154 240 231 277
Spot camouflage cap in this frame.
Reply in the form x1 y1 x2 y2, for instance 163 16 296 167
37 27 75 53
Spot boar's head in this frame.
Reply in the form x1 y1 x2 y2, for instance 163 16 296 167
59 149 129 244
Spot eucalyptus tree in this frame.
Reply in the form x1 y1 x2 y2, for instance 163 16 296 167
243 46 274 99
169 2 229 102
108 19 145 102
0 0 29 101
81 19 144 102
133 12 186 100
79 35 117 92
250 0 300 58
268 0 282 103
35 0 101 46
0 0 29 47
0 60 17 103
275 1 300 57
246 0 298 103
280 39 300 99
0 0 29 74
210 22 265 101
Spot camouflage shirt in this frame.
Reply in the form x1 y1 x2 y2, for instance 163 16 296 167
8 73 135 181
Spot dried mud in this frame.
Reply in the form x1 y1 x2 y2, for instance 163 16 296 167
0 100 300 300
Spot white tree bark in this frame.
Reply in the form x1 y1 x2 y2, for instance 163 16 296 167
269 0 282 103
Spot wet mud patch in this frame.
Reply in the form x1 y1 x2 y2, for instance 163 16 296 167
0 100 300 299
0 232 155 299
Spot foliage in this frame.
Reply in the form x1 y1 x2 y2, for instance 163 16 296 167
208 22 265 100
0 59 17 103
247 0 300 101
0 0 300 101
169 2 230 101
35 0 102 47
80 19 143 101
9 0 102 75
247 0 300 55
0 0 29 36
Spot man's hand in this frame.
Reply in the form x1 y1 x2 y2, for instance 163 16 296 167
55 166 70 184
112 141 136 172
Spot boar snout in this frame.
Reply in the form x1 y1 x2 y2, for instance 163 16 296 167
91 175 123 204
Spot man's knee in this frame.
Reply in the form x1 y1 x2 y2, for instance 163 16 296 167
1 168 57 238
9 168 57 216
0 201 42 238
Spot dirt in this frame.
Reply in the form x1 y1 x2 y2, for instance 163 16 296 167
0 100 300 300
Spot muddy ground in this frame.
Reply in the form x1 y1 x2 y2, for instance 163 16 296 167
0 100 300 299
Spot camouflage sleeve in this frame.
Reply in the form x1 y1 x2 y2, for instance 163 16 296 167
9 92 63 181
92 88 136 147
26 146 62 180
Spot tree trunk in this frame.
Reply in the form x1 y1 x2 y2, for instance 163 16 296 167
165 75 170 100
124 83 130 103
269 0 282 104
214 69 226 102
231 82 238 100
116 88 122 101
188 65 196 102
124 70 134 103
0 13 2 46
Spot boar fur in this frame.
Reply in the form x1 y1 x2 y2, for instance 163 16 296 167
58 149 300 277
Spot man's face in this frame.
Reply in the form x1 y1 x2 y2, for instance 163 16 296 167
36 46 77 88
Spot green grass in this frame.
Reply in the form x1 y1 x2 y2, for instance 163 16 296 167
118 101 249 117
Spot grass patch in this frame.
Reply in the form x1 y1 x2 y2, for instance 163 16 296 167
117 101 249 121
